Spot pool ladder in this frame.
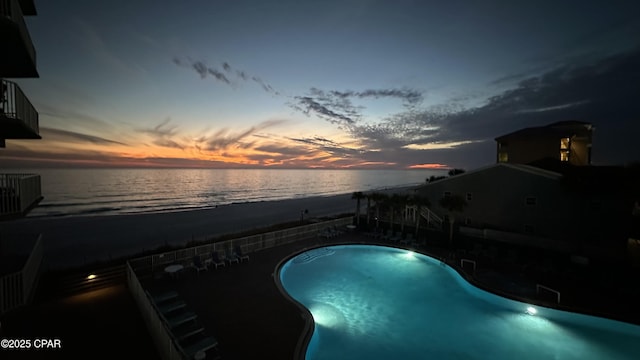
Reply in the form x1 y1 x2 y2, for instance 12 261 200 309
536 284 561 304
460 259 476 273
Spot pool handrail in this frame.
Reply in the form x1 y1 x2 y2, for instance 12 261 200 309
537 283 561 304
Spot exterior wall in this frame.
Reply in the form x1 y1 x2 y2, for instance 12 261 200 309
569 138 590 165
417 164 628 257
496 124 592 166
418 165 572 241
0 0 38 77
498 136 559 164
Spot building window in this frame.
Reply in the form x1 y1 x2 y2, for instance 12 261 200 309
560 137 571 162
466 192 472 201
498 152 508 163
443 191 451 198
525 197 537 206
524 224 534 234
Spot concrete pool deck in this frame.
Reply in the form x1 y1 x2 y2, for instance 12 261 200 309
2 232 639 359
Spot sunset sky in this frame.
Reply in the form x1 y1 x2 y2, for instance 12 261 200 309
2 0 639 169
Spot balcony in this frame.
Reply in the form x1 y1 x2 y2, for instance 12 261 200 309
0 173 42 219
0 0 38 78
1 78 39 144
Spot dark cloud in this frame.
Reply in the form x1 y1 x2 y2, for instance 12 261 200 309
251 76 277 94
287 136 363 160
174 57 277 94
175 59 231 85
200 119 286 151
176 47 639 168
40 127 127 145
339 46 640 167
443 46 640 148
290 86 424 129
0 143 133 168
136 118 184 149
41 127 127 146
0 142 242 168
292 96 356 125
254 144 313 156
288 136 340 147
236 71 248 81
330 88 423 105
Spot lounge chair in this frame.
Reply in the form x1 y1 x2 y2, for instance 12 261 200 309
400 233 413 245
159 300 187 315
180 336 219 359
234 245 250 262
226 249 240 265
148 291 179 304
192 255 207 275
207 251 226 270
166 311 198 328
319 227 338 239
388 232 402 243
173 322 205 342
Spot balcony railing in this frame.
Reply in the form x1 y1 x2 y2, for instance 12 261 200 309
0 233 43 314
0 173 42 218
0 0 37 77
1 78 39 139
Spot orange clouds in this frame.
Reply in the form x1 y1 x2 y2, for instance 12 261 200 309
407 163 449 169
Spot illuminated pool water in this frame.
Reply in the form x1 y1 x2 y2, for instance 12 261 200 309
278 245 639 360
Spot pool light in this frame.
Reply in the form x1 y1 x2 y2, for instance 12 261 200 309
87 274 97 280
526 306 537 315
310 303 344 328
404 251 415 259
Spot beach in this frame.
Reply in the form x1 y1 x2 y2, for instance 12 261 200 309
2 188 412 270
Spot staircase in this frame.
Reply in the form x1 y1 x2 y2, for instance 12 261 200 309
420 207 443 230
403 205 444 231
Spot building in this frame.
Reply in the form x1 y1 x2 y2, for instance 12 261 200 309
1 0 42 218
495 121 593 166
0 0 43 315
415 162 634 262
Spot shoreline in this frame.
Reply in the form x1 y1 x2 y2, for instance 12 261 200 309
27 183 422 219
3 187 415 270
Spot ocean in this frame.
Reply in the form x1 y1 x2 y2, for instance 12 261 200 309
16 168 444 218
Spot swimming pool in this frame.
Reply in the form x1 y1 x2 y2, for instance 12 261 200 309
277 245 639 360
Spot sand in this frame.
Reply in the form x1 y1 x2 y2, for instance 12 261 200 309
1 187 413 270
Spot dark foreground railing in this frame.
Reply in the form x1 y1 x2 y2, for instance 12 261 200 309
0 173 42 217
1 79 39 137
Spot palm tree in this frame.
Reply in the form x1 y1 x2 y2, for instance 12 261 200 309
370 192 388 230
365 193 372 226
396 194 410 234
439 194 467 248
388 193 404 236
351 191 365 226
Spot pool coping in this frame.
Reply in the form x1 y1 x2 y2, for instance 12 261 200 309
274 241 640 359
274 245 318 360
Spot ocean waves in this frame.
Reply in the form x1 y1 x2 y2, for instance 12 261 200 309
22 168 444 218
